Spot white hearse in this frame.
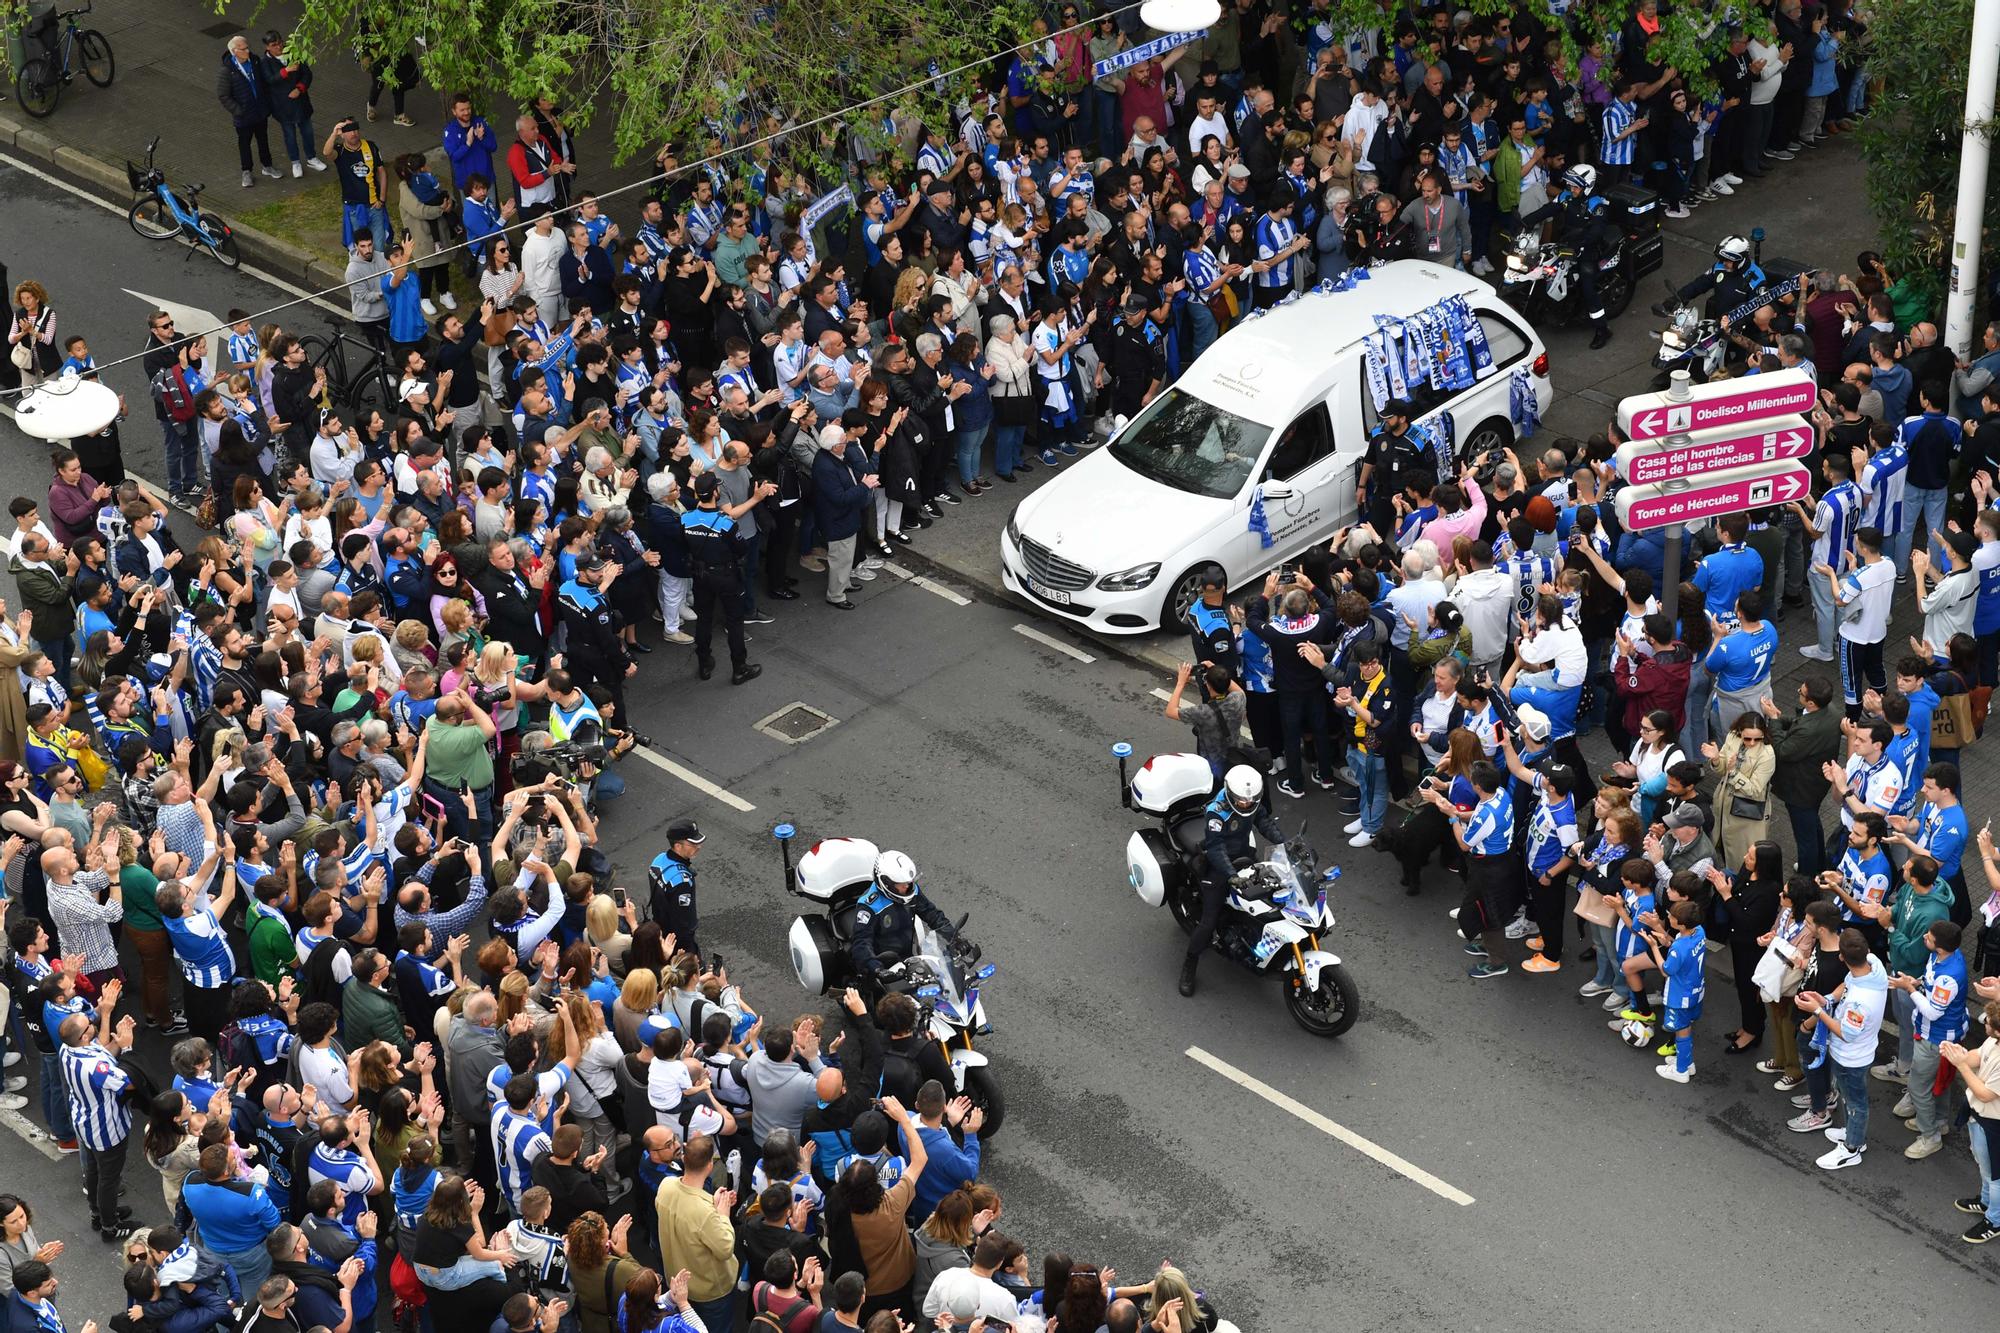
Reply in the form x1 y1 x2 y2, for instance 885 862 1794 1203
998 261 1553 634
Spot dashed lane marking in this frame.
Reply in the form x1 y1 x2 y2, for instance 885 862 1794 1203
1012 623 1096 663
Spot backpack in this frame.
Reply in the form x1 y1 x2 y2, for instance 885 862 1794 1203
217 1021 255 1077
151 365 198 424
876 1045 922 1106
699 1049 752 1114
298 938 349 1011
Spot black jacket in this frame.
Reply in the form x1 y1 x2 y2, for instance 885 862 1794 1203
1245 590 1338 693
477 564 547 662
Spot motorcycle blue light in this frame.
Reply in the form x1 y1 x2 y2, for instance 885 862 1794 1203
976 963 997 980
915 985 942 999
773 823 796 840
1112 741 1133 758
1322 866 1342 881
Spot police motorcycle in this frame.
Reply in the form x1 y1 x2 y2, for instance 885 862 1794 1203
775 826 1004 1135
1113 746 1358 1037
1496 166 1634 330
1646 231 1810 388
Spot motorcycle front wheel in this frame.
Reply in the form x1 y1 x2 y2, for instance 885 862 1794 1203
1284 962 1359 1037
963 1065 1005 1137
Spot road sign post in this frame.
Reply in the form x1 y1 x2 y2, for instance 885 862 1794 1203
1613 369 1822 624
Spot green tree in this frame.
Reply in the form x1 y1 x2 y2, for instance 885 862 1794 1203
1854 0 1998 313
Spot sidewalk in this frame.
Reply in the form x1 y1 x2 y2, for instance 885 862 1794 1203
0 0 656 281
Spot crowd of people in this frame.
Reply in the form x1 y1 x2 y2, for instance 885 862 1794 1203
0 0 1987 1323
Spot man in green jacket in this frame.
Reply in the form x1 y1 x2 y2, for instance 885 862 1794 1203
1762 675 1844 877
340 948 411 1058
1858 854 1954 1086
10 536 74 690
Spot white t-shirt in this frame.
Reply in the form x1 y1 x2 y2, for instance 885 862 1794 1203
1186 111 1232 154
1346 97 1388 170
1518 622 1589 686
299 1042 354 1111
1826 967 1889 1066
1836 558 1896 644
648 1055 693 1119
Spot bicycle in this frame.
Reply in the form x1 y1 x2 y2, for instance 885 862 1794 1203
126 136 242 269
294 317 397 424
13 1 113 118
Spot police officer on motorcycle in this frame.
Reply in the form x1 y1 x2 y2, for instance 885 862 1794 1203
850 850 961 984
1654 234 1765 320
1518 164 1617 349
1182 764 1284 997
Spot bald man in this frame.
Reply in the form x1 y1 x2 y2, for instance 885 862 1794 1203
797 988 881 1168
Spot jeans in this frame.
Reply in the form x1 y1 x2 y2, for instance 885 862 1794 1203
210 1240 272 1298
1972 1117 2000 1226
1810 562 1837 658
992 424 1025 478
1834 1061 1871 1150
273 114 317 164
1188 300 1220 363
688 1295 734 1333
1589 920 1620 990
1092 89 1120 156
1351 748 1387 835
423 777 493 847
162 417 200 494
1910 1036 1951 1139
416 1256 508 1290
81 1135 128 1224
1678 659 1712 758
955 424 987 486
1905 486 1948 563
1890 986 1916 1072
1277 690 1331 787
341 202 394 249
39 1051 72 1141
1786 800 1826 878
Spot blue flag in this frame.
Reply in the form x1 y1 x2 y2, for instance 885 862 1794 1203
1248 487 1275 549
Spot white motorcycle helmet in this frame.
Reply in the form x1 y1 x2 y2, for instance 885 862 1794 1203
1562 163 1597 196
1223 765 1264 815
1715 234 1751 270
875 850 919 903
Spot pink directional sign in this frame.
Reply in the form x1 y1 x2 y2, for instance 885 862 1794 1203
1616 368 1817 442
1613 417 1814 487
1614 461 1813 531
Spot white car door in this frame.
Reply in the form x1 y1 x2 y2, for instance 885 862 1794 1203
1250 401 1343 564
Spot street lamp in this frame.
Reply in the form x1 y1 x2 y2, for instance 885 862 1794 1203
11 373 120 442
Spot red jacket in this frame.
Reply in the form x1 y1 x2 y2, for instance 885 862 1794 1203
1616 641 1692 735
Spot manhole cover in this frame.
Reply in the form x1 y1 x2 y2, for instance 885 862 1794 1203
754 703 838 744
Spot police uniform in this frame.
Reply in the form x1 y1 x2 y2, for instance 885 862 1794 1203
1676 259 1763 320
1186 597 1240 681
681 482 754 681
1519 187 1615 340
557 561 633 724
1191 790 1283 962
1362 424 1430 535
1107 314 1166 418
648 820 704 957
850 881 956 977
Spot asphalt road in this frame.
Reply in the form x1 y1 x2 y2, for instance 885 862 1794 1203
2 152 1997 1330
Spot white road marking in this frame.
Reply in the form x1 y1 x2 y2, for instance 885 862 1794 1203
880 562 971 606
0 1106 63 1161
631 745 757 813
0 152 345 316
1013 623 1096 662
1186 1045 1476 1207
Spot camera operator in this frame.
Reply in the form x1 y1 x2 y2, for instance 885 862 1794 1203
530 669 641 804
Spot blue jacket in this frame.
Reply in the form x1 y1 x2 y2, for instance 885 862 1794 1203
442 116 498 191
1808 30 1840 96
1615 525 1672 594
905 1121 982 1222
811 443 873 542
181 1177 282 1253
120 1283 234 1333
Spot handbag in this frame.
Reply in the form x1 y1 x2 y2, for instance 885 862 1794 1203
994 386 1035 426
1728 793 1768 821
482 308 518 347
1753 933 1806 1003
1933 689 1978 749
8 342 32 372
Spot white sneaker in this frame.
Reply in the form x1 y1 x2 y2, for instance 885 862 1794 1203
1798 645 1835 661
260 164 282 179
440 292 458 311
241 170 254 188
850 568 878 581
421 299 439 317
1347 831 1374 848
1891 1094 1915 1118
1872 1062 1907 1084
1721 172 1744 185
1504 917 1540 940
0 1094 22 1111
291 161 304 178
1 1052 17 1068
680 607 698 620
1709 179 1735 196
1343 818 1365 834
1817 1145 1864 1170
1471 257 1494 275
1602 992 1626 1012
1579 980 1611 997
306 157 329 172
1665 205 1691 219
1906 1134 1945 1160
1655 1063 1691 1084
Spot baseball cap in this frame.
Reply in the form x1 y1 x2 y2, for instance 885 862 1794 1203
668 819 705 845
691 473 721 500
1122 293 1152 316
577 554 607 574
1663 802 1709 833
1514 703 1551 742
1945 530 1978 563
1226 163 1252 181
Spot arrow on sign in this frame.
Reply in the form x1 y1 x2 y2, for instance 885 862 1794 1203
1614 460 1813 532
1616 367 1818 442
1613 416 1816 488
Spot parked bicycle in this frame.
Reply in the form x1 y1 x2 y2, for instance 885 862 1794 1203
294 317 397 424
13 1 113 118
126 136 241 269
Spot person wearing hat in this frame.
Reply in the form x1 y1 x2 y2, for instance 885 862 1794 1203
1105 293 1165 420
1357 399 1427 535
648 820 706 959
680 473 761 686
257 31 325 178
556 552 639 726
1649 801 1718 889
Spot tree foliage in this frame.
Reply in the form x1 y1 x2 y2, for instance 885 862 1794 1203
1854 0 1998 309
